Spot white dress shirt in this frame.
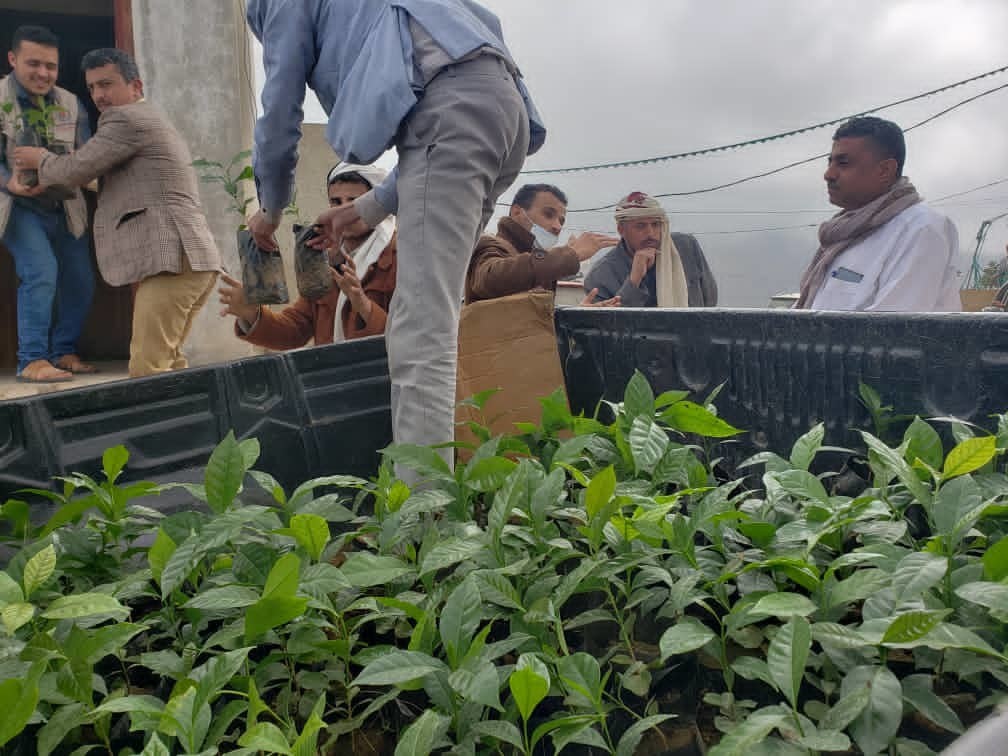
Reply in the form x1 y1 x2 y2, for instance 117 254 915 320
810 203 961 312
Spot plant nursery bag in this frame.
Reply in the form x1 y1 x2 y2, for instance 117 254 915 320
237 228 289 305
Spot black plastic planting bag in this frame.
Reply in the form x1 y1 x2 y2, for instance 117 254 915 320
293 223 333 301
237 229 289 305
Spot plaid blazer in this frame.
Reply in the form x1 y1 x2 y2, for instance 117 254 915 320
37 100 221 286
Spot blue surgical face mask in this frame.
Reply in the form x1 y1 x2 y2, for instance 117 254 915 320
521 209 559 250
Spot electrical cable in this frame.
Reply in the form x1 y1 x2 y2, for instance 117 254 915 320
519 63 1008 175
557 81 1008 213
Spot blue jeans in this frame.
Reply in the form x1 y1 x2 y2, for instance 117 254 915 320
2 202 95 372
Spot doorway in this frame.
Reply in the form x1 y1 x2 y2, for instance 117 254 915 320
0 0 134 370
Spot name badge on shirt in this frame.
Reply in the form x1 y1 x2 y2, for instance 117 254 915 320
831 267 864 284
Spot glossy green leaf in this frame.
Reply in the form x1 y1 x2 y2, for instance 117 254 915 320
901 674 964 734
0 670 40 747
42 592 128 620
773 469 830 503
820 686 872 732
983 537 1008 581
244 596 308 643
448 663 503 712
184 586 260 611
23 544 55 598
824 568 890 610
102 444 129 482
237 722 291 754
903 418 943 471
956 581 1008 619
623 370 655 423
419 538 484 578
943 436 997 479
768 616 811 708
629 416 669 474
556 652 603 706
882 611 949 644
751 592 817 618
205 431 247 514
472 720 524 750
2 602 34 634
843 665 902 756
661 400 742 438
288 514 330 562
381 444 453 480
790 422 825 471
585 466 617 519
147 527 176 586
37 702 86 756
394 709 450 756
706 707 788 756
509 654 550 722
615 714 677 756
354 650 447 686
340 552 413 587
731 656 776 689
465 456 518 492
439 578 481 667
861 432 932 505
659 617 716 660
891 552 947 604
0 571 22 604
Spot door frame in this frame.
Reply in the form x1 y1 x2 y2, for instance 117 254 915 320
114 0 133 53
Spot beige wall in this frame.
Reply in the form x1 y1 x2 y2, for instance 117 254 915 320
131 4 338 367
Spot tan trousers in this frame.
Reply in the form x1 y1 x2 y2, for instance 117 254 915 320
129 255 217 377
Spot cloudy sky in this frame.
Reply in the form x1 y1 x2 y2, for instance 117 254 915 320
256 0 1008 306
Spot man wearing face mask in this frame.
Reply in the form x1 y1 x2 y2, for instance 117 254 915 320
465 183 619 304
584 191 718 308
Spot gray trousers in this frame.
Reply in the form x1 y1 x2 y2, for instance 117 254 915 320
386 56 530 474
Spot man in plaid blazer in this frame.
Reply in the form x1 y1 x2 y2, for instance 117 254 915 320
15 48 221 378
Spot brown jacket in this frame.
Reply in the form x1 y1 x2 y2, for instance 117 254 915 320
37 100 221 286
238 237 397 350
465 217 580 304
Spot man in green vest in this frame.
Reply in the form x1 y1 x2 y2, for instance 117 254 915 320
0 25 95 382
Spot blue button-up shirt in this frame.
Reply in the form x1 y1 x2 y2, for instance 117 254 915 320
247 0 546 219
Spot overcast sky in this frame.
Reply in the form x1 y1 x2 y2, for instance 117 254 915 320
254 0 1008 306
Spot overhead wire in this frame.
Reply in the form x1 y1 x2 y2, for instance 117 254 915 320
519 63 1008 175
559 80 1008 213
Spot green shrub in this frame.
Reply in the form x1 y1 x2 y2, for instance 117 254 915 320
1 373 1007 755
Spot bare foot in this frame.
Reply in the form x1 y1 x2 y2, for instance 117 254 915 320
54 354 98 374
17 359 73 383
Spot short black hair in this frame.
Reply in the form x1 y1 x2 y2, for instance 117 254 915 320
327 169 372 189
512 183 567 210
12 25 60 52
833 116 906 176
81 48 140 83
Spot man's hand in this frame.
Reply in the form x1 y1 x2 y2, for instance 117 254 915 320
13 146 47 170
248 209 280 252
332 254 373 321
581 288 621 308
568 232 620 262
218 272 261 323
311 202 365 250
5 173 45 198
629 247 658 287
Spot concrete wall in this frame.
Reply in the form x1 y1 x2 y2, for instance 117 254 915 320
132 0 258 366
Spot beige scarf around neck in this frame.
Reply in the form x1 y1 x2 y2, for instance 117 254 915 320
614 192 689 307
795 177 921 309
